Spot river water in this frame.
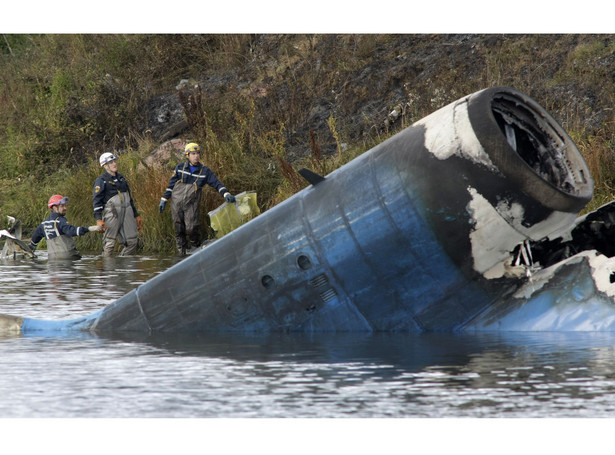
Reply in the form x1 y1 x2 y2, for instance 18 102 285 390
1 252 614 448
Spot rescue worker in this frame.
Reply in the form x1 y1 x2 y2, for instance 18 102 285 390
159 142 236 256
93 152 143 257
29 195 104 260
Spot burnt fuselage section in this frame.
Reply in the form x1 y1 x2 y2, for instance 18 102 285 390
1 87 599 334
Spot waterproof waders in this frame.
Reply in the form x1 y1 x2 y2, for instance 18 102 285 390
171 181 202 255
47 234 81 260
102 192 138 257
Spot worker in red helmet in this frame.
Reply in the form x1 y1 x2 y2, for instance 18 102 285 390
29 194 104 260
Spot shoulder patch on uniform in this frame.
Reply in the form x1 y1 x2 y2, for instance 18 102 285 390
95 185 101 193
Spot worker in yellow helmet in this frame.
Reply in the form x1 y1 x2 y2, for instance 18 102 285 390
159 142 236 256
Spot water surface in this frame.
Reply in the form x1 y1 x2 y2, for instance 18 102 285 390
2 253 615 419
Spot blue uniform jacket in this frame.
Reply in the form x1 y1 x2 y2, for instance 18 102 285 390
161 161 228 201
93 171 139 220
30 212 90 250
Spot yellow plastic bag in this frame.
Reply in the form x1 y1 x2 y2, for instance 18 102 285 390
208 191 260 238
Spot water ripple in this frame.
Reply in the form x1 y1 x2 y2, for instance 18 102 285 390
3 256 615 417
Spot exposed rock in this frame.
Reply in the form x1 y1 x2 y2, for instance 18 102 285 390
139 138 185 171
145 93 186 141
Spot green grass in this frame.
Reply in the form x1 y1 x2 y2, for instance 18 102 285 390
3 34 615 252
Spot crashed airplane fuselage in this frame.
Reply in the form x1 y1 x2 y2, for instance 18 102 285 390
4 86 613 335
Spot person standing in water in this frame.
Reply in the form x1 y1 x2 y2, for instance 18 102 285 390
93 152 143 257
29 194 103 260
158 142 236 256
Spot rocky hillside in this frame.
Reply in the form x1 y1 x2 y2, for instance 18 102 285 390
2 34 615 174
143 34 615 165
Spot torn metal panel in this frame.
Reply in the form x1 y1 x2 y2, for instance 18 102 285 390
0 217 35 259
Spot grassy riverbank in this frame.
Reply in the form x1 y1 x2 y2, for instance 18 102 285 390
2 34 615 253
0 117 365 254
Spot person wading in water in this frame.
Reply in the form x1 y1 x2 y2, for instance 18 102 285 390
158 142 236 256
29 194 103 260
93 152 143 257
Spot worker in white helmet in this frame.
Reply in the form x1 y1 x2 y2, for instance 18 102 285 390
93 152 143 256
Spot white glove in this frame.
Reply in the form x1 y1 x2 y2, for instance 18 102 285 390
88 225 104 232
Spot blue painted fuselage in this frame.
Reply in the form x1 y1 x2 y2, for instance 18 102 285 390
7 87 607 335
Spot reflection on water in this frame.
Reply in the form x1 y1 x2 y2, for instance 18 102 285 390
1 253 180 319
2 254 615 418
